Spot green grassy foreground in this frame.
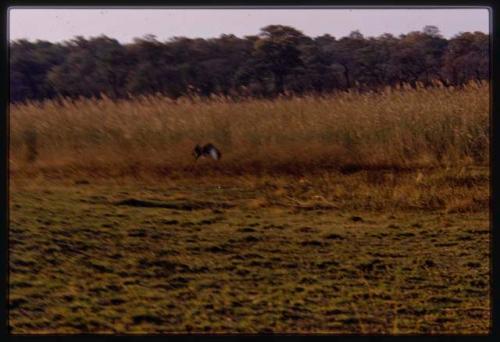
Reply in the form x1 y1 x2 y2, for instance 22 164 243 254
9 168 490 334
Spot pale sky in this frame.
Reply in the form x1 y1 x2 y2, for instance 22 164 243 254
8 8 490 43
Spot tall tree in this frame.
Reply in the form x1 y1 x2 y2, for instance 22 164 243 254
10 40 66 102
443 32 489 85
252 25 307 94
48 36 129 99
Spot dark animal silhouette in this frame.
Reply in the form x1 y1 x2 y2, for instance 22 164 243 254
193 143 221 161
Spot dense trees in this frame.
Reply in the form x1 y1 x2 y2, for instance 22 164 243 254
10 25 489 102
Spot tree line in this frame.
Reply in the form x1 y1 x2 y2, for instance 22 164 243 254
10 25 489 102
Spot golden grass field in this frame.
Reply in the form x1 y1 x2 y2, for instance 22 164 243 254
9 82 490 333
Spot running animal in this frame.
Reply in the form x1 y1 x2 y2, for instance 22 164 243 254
193 143 221 161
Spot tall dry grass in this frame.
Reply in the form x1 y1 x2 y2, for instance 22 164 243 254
10 82 489 178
